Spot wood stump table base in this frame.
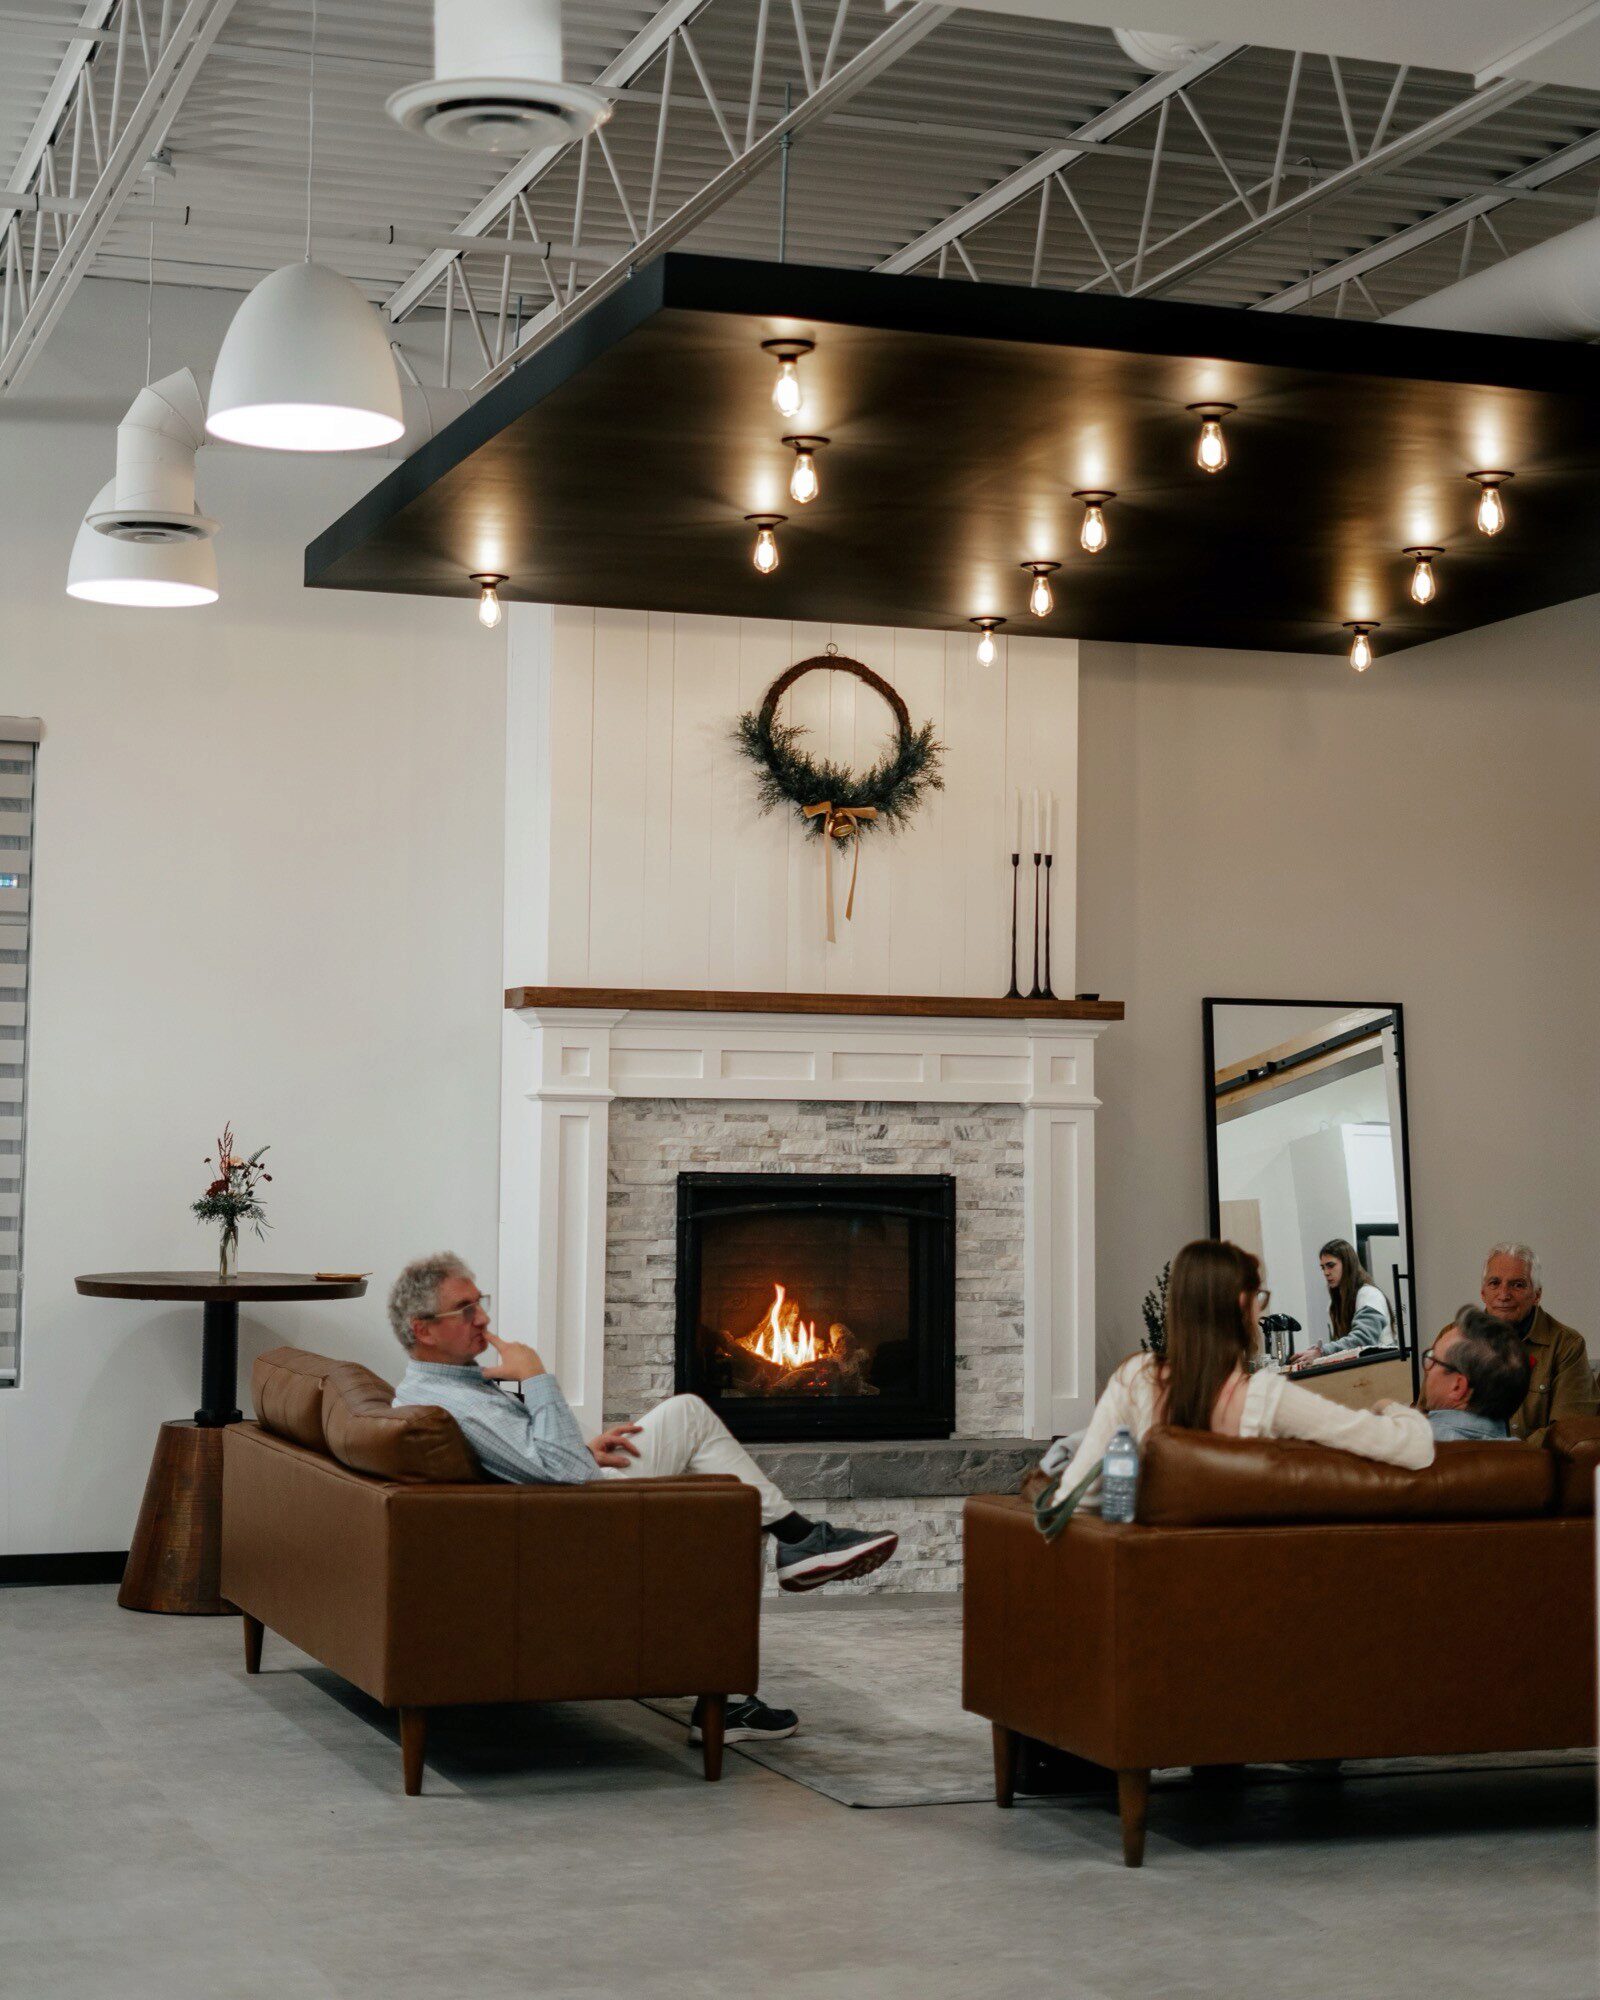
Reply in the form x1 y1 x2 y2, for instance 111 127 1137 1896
119 1420 234 1616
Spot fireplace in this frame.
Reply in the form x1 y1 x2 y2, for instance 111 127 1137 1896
674 1171 957 1442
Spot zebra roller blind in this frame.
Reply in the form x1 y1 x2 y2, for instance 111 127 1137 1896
0 719 39 1386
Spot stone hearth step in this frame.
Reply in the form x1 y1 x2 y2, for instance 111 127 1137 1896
748 1437 1046 1502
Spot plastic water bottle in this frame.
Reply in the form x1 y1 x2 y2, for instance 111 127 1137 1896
1101 1426 1140 1523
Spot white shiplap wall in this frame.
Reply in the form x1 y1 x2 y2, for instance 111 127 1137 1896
506 605 1078 1000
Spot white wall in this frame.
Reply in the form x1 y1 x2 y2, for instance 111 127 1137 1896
0 282 506 1554
1079 617 1600 1378
506 604 1078 1000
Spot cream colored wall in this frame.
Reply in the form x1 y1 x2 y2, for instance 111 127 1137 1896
1077 616 1600 1378
506 604 1078 1000
0 282 505 1555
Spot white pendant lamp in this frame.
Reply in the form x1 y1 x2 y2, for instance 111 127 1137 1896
68 481 218 606
208 261 403 451
207 0 401 453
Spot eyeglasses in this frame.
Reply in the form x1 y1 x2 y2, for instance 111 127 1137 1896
1422 1345 1464 1377
421 1292 490 1323
1255 1289 1272 1311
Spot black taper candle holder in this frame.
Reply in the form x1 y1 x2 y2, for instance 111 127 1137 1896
1004 852 1022 998
1042 854 1057 1000
1028 853 1043 998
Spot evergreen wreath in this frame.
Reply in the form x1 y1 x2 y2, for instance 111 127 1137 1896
734 650 944 835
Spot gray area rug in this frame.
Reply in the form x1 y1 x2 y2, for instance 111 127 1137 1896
641 1595 1596 1812
641 1595 991 1808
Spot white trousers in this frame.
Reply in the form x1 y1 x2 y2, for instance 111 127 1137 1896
598 1393 790 1524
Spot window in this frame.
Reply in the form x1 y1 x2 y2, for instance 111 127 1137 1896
0 719 39 1387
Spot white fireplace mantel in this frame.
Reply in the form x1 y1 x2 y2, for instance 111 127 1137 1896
498 993 1114 1440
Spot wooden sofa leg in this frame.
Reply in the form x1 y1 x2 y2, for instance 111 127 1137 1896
241 1614 263 1675
699 1694 726 1781
992 1724 1020 1807
1117 1769 1150 1867
399 1707 427 1797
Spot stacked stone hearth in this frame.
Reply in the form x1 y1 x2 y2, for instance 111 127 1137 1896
604 1097 1042 1591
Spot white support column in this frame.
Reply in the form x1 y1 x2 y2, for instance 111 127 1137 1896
1022 1028 1098 1439
499 1007 621 1435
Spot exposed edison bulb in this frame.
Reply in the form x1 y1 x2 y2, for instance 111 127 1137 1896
472 573 505 630
1407 548 1439 605
1472 473 1509 536
789 448 819 505
762 338 813 420
754 526 779 573
772 358 802 418
1345 623 1376 673
1021 562 1059 619
1189 403 1234 474
970 616 1004 665
1080 500 1107 553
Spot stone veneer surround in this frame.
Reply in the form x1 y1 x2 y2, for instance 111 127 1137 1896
604 1098 1026 1434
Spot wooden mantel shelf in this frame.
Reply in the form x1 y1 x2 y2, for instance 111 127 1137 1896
506 985 1123 1021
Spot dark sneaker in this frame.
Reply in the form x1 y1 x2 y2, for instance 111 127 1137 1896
689 1696 799 1744
775 1521 899 1592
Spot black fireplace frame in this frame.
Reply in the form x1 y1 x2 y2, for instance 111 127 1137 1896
674 1170 957 1443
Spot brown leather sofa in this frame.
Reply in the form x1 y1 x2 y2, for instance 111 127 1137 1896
964 1420 1600 1865
221 1348 762 1793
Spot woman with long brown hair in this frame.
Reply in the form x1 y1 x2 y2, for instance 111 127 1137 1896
1047 1239 1431 1511
1291 1238 1394 1370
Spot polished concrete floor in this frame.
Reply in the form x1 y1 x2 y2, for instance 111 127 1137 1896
3 1584 1596 2000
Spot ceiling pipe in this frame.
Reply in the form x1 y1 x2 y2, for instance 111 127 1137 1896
1112 28 1218 73
87 365 217 544
387 0 611 155
1385 213 1600 337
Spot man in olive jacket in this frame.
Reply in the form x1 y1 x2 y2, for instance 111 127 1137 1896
1442 1242 1596 1441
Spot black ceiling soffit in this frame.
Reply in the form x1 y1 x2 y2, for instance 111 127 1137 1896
304 253 1600 658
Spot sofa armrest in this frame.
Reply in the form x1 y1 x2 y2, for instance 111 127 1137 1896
962 1494 1123 1764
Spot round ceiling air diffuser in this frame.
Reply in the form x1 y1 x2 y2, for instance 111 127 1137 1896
387 0 611 155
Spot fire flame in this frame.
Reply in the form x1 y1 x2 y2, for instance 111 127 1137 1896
741 1283 824 1370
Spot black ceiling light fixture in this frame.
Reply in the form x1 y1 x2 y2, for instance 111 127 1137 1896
306 255 1594 661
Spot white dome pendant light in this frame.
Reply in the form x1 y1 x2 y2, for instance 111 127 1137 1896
208 0 401 452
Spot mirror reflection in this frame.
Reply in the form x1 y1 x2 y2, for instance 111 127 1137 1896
1205 1000 1417 1402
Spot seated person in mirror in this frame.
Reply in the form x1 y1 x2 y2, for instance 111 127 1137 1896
1420 1306 1531 1441
1447 1241 1595 1441
1042 1239 1432 1510
1289 1238 1393 1372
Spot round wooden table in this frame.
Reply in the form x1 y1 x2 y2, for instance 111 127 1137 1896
75 1271 367 1615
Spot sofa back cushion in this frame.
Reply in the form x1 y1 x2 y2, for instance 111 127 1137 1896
252 1346 336 1452
1136 1425 1555 1526
1545 1418 1600 1515
321 1360 482 1484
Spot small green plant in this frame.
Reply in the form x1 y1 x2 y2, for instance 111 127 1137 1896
1140 1260 1171 1357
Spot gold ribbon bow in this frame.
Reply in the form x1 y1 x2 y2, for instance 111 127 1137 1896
803 802 878 943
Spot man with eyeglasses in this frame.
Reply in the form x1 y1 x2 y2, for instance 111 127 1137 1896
1419 1306 1532 1443
1430 1242 1594 1442
390 1252 899 1746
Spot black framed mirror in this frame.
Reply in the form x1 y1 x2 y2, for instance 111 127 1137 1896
1204 999 1420 1403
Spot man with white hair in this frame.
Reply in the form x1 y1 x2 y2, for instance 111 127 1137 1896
1437 1242 1595 1441
387 1252 899 1746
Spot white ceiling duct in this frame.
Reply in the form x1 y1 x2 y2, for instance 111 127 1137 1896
1384 214 1600 339
67 479 218 607
86 367 218 547
1113 28 1217 72
387 0 612 155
